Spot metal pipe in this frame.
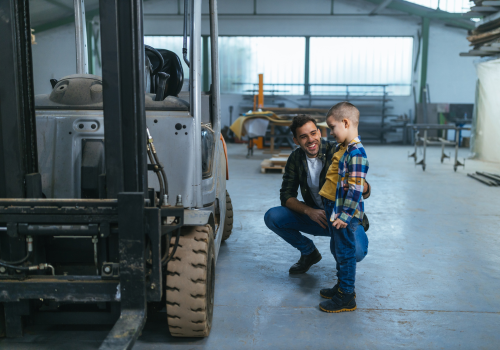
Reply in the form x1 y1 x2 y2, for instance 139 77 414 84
209 0 221 134
191 0 203 208
422 130 427 171
74 0 88 74
183 0 190 67
92 236 98 275
18 224 99 236
0 198 117 207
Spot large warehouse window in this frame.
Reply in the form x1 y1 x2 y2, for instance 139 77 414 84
309 37 414 96
145 36 413 96
219 37 305 95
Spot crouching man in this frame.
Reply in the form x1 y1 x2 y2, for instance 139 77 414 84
264 115 371 274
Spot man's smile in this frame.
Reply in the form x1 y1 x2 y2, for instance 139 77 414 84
307 142 318 152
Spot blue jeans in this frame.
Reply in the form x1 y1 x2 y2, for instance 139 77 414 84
322 198 361 294
264 205 368 267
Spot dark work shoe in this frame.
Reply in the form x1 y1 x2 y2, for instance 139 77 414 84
289 248 322 274
320 282 356 299
319 289 356 313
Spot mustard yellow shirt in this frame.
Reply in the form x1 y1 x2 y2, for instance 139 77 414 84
318 143 347 201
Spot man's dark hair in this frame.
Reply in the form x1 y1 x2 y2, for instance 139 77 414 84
290 114 317 138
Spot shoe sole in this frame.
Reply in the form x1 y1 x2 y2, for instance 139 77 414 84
319 305 356 313
320 292 332 299
289 255 322 274
320 292 356 300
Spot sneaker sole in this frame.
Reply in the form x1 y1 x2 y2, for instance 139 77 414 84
320 292 332 299
320 291 356 300
289 255 322 274
319 305 356 313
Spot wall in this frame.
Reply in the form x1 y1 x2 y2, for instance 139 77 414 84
473 57 500 163
427 21 477 103
32 23 77 95
31 0 476 130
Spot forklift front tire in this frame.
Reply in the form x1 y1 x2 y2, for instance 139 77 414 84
165 225 215 337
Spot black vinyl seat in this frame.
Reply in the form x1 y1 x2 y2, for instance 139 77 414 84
145 46 184 99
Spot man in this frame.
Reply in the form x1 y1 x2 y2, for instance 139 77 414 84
264 115 371 274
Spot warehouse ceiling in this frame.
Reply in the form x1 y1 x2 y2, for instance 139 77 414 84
29 0 476 34
29 0 99 30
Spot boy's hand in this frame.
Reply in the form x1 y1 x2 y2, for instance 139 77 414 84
332 218 348 229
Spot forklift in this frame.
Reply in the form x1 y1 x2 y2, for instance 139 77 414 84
0 0 232 348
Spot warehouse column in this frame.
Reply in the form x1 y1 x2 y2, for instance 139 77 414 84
419 17 430 103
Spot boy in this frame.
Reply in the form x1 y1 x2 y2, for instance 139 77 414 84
318 102 369 313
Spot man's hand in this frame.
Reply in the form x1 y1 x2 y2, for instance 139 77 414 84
332 218 348 229
343 181 371 199
305 208 328 229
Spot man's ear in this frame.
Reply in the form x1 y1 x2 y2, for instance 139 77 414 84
292 137 299 146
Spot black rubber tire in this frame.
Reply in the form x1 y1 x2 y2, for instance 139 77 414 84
221 190 233 242
166 225 215 337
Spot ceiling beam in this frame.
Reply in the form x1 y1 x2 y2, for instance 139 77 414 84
370 0 393 15
33 0 154 34
363 0 475 30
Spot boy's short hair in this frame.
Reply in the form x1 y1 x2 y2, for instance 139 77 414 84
326 102 360 126
290 114 318 138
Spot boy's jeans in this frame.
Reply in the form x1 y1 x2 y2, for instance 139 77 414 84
322 198 360 294
264 205 368 265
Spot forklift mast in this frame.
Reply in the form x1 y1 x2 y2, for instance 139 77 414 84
0 0 222 348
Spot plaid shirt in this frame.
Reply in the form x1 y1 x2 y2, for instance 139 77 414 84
332 137 369 224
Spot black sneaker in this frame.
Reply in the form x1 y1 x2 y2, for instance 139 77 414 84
320 282 356 299
288 248 322 274
319 289 356 313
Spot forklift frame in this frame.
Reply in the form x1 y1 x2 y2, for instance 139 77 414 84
0 0 212 348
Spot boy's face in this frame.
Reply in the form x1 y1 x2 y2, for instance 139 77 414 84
293 121 321 158
326 116 349 144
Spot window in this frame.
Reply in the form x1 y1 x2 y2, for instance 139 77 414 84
309 37 414 96
218 37 305 94
145 36 414 96
405 0 471 13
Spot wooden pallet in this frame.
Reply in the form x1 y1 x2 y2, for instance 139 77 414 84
260 155 289 174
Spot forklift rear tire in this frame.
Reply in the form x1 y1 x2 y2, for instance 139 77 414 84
221 190 233 242
166 225 215 337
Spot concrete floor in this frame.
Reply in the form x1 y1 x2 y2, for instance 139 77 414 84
2 143 500 349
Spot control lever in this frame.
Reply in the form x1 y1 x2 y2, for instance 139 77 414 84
50 79 58 89
154 72 170 101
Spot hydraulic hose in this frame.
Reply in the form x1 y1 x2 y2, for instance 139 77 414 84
147 127 169 206
152 149 168 198
147 145 165 206
161 227 181 266
0 261 31 271
0 251 31 265
0 261 54 275
0 235 33 266
183 0 190 67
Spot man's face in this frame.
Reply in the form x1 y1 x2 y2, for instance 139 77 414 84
326 116 348 144
293 121 321 158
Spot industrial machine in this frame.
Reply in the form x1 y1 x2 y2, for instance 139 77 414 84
0 0 232 348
